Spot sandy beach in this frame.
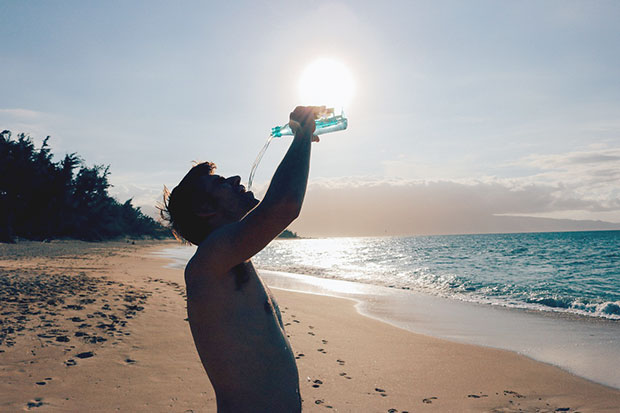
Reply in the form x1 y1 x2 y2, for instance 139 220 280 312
1 241 619 412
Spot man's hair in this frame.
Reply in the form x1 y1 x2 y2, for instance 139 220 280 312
160 161 217 245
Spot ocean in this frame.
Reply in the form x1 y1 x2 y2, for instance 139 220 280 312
253 230 620 320
154 230 620 388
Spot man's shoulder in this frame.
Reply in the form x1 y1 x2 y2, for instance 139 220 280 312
186 232 218 271
184 246 214 286
184 238 238 285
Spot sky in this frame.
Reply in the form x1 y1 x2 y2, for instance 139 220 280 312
2 1 619 236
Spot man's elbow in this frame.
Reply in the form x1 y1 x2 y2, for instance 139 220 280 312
276 199 302 223
259 196 303 227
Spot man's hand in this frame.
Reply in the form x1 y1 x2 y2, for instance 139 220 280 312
289 106 324 142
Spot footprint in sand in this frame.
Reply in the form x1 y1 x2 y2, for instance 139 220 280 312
503 390 525 398
336 359 345 365
375 388 388 397
76 351 94 359
422 397 437 404
468 393 488 398
26 398 45 409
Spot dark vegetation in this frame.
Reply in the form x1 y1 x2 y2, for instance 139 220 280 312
0 130 169 242
278 229 299 239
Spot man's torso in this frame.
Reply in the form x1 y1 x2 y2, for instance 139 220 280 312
185 258 301 412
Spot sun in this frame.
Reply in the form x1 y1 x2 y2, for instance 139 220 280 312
298 58 355 110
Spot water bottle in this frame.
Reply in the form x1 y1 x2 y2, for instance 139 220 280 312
248 108 349 190
270 108 348 137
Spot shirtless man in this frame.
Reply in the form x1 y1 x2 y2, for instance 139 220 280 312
163 106 321 412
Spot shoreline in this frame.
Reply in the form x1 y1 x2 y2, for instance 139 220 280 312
271 288 620 412
153 243 620 322
153 245 620 390
259 269 620 391
2 240 619 412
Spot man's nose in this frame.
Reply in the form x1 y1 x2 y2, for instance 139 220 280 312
226 176 241 186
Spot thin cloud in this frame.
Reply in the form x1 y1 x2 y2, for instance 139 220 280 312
0 108 47 119
522 147 620 168
290 178 620 236
123 147 620 236
108 183 166 220
0 108 64 147
293 147 620 235
514 147 620 209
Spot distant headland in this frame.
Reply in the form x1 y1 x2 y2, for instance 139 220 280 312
278 229 300 239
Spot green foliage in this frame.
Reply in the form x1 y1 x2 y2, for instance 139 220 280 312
0 130 169 242
278 229 299 239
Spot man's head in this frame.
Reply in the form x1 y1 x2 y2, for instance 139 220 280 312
162 161 259 245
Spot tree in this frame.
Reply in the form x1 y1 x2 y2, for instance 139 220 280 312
0 131 169 242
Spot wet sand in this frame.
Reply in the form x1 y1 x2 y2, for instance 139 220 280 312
1 240 619 412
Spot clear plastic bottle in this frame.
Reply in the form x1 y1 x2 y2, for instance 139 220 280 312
248 108 348 190
270 108 348 137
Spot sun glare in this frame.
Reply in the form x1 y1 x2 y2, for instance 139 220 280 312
299 58 355 110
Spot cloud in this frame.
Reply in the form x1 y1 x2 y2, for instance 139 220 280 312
0 108 47 119
108 182 166 220
522 147 620 168
287 176 620 236
0 108 65 148
515 147 620 210
111 146 620 237
291 145 620 236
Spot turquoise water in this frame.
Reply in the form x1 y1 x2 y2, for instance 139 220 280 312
252 231 620 320
153 230 620 388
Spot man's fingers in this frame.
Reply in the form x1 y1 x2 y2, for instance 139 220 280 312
291 106 325 123
290 106 319 135
289 119 302 134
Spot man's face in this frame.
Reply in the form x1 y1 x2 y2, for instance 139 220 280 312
198 174 259 223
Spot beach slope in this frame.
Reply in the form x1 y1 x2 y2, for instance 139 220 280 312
1 241 618 412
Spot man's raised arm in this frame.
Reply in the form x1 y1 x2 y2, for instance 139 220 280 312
191 106 321 274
